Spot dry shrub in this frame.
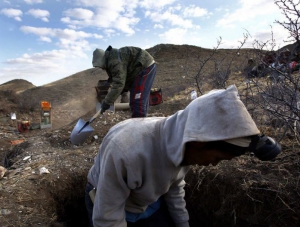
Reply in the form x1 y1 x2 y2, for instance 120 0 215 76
185 153 300 227
0 90 19 103
0 90 19 113
0 104 12 114
17 90 39 113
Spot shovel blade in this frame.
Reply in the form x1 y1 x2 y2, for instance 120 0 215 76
70 118 94 145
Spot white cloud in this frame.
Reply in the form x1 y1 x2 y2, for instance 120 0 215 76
0 8 23 21
58 39 91 50
61 1 140 35
216 0 279 28
103 29 121 38
3 45 89 78
139 0 176 9
19 26 103 58
63 8 94 20
215 7 225 12
113 16 139 35
1 46 92 86
159 28 188 44
145 4 208 30
39 36 52 42
154 24 164 29
20 26 103 41
61 0 185 36
158 27 203 46
27 9 50 22
73 0 139 18
219 24 291 49
24 0 43 4
6 50 67 65
169 4 182 11
146 10 194 29
251 25 292 49
75 0 137 8
20 26 52 36
183 5 208 18
93 34 103 39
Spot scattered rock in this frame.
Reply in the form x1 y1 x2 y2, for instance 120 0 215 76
0 166 6 179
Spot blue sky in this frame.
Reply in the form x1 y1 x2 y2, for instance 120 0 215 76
0 0 293 86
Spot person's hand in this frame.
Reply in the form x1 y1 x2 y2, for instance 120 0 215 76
101 101 110 114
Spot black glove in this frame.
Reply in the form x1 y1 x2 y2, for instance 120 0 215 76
101 101 110 114
249 135 281 161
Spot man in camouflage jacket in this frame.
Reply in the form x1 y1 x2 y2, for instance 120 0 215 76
92 46 156 117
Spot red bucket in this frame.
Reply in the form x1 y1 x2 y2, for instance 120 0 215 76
149 88 163 106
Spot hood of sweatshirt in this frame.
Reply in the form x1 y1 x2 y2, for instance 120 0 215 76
160 84 260 167
92 48 105 68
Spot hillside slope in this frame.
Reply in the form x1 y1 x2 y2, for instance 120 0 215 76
8 69 107 129
0 79 35 93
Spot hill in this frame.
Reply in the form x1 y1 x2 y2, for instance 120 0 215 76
0 79 35 93
0 69 108 129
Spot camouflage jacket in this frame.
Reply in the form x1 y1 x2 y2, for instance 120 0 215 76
103 46 154 105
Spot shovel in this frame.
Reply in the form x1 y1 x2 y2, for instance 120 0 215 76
70 108 103 145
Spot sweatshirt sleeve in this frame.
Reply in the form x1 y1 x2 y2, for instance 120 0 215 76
163 174 190 227
92 147 130 227
105 60 127 105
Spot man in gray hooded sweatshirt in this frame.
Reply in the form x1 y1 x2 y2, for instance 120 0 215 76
85 85 281 227
92 46 156 118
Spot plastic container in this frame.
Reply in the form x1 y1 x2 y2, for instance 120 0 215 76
41 101 51 111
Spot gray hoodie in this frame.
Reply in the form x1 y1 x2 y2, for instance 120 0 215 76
87 85 260 227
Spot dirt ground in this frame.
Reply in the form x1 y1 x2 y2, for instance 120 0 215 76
1 44 300 227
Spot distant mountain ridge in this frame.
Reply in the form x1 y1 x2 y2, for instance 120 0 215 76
0 79 35 93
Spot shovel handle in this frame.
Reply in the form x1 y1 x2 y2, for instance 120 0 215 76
89 108 103 123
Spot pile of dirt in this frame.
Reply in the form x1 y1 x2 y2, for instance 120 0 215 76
185 151 300 226
0 110 128 226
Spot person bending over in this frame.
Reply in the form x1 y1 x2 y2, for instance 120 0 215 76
85 85 281 227
92 46 156 118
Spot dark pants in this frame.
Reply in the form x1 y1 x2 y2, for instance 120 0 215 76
85 182 175 227
127 201 175 227
130 63 157 118
85 182 94 227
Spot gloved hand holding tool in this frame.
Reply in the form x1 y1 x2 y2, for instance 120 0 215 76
101 101 110 114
